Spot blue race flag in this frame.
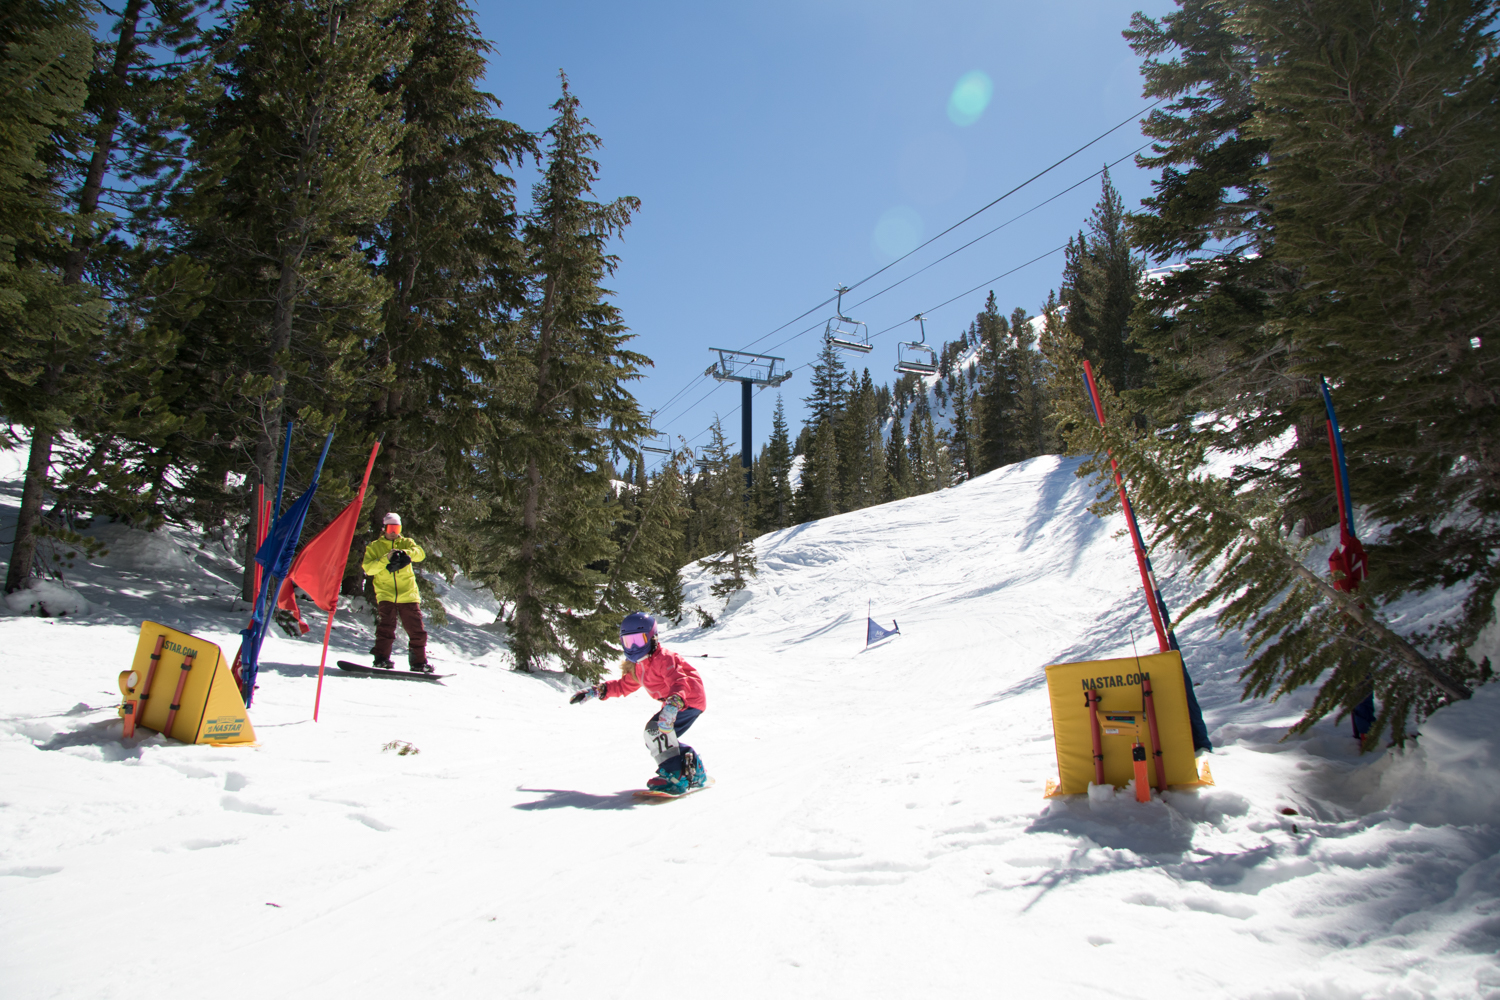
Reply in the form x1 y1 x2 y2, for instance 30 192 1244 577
866 617 900 645
238 430 334 707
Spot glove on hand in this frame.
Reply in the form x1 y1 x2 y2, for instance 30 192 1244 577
387 549 412 570
658 694 685 731
569 685 604 705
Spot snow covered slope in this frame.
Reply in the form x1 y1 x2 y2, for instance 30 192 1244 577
2 451 1497 999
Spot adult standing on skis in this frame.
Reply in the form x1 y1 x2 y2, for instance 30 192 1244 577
570 612 708 795
361 512 431 673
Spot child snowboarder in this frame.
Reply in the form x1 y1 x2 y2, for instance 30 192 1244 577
570 612 708 795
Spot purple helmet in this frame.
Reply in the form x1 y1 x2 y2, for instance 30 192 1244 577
619 611 658 663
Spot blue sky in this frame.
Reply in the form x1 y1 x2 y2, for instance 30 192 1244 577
474 0 1178 465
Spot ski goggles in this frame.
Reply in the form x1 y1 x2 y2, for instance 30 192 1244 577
621 632 652 651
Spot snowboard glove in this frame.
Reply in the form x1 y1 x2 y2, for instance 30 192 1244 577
569 685 604 705
387 549 412 570
658 694 685 731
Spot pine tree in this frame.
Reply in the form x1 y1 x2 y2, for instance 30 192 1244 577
1061 170 1149 396
973 293 1014 474
884 401 912 501
759 394 794 530
363 0 531 552
803 338 848 429
949 367 975 482
795 416 839 521
0 0 103 592
493 74 649 675
692 418 756 602
837 370 881 511
177 0 410 596
1239 0 1500 658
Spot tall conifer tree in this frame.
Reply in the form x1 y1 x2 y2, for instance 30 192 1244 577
494 75 649 675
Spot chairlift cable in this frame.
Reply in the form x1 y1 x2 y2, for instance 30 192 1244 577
730 101 1161 356
849 142 1149 313
838 100 1162 299
646 107 1165 444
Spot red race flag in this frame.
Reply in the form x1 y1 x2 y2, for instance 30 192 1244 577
273 441 380 720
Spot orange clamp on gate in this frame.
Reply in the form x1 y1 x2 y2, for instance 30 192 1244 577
162 651 196 737
1142 674 1167 792
1085 688 1105 786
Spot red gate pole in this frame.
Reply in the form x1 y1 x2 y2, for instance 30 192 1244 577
1082 361 1171 652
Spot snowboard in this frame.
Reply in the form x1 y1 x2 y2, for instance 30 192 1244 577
336 660 451 682
635 777 715 801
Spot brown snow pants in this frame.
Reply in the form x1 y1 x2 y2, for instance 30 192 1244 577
374 601 428 665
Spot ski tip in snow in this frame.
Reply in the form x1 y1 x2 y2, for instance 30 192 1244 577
635 776 715 801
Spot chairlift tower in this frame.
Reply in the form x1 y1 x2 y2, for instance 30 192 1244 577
707 348 793 493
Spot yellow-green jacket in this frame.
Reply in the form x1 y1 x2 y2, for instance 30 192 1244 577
362 535 426 604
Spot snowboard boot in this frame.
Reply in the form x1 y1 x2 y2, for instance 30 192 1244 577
409 661 434 674
647 764 689 795
682 750 708 789
372 657 395 670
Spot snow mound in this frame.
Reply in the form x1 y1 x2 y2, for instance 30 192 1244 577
4 578 91 617
1352 682 1500 828
87 522 196 573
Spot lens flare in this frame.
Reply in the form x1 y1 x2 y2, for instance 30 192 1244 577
873 206 923 258
947 70 993 126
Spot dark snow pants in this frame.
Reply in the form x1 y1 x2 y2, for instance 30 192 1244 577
374 600 428 665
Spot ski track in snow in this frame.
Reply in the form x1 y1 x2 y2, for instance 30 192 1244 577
1 449 1497 999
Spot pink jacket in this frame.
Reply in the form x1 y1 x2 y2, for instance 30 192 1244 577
600 646 706 710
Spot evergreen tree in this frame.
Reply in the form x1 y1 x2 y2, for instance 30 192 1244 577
692 418 756 602
177 0 410 596
794 416 839 521
492 75 649 675
803 337 848 429
0 0 102 592
1239 0 1500 660
949 367 975 482
363 0 531 552
884 401 912 501
973 293 1013 474
837 370 882 511
1061 170 1149 396
1108 0 1499 742
759 394 794 530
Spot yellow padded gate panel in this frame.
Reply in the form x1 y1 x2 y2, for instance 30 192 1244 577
1044 651 1201 795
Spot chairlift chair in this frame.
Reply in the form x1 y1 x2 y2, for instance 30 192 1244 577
894 314 938 376
823 285 873 354
639 413 669 458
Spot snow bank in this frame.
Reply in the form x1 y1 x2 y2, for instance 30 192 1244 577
3 579 90 617
1352 683 1500 828
87 521 196 573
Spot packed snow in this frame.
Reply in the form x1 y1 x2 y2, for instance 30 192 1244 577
2 445 1497 999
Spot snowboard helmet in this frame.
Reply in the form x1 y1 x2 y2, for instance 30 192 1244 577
619 611 658 663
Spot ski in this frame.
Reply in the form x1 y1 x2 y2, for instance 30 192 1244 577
634 777 715 801
336 660 451 682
